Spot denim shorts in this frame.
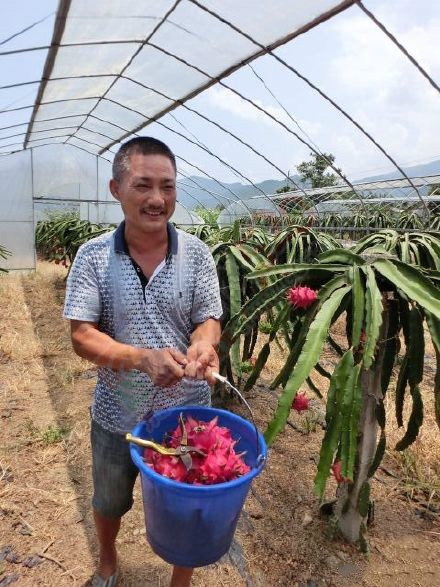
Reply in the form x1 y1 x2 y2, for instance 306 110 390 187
91 418 139 518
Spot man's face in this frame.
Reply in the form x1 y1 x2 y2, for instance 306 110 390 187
110 152 176 234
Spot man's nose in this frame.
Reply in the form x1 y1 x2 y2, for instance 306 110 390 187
148 186 165 205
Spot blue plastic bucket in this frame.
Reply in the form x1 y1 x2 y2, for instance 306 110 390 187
129 405 267 567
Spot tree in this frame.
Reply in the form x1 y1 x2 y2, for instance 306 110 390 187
297 153 341 189
276 185 291 194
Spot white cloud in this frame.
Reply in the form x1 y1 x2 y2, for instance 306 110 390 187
205 86 322 138
322 7 440 178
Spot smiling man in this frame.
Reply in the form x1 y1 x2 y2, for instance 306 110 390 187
63 137 222 587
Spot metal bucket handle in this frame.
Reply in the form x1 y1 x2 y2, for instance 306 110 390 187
212 372 265 468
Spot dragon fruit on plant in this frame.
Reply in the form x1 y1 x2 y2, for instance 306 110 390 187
144 415 250 485
286 285 317 310
292 392 309 413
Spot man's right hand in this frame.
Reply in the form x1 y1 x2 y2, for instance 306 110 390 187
139 348 187 387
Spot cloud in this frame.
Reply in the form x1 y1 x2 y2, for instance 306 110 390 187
322 6 440 177
205 86 321 137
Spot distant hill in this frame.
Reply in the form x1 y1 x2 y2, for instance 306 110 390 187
177 175 305 210
178 160 440 210
356 159 440 183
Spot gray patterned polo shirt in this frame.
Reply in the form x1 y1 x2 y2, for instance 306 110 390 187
63 222 223 433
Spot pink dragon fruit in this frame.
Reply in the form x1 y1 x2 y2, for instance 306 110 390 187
292 392 309 413
286 285 317 310
144 416 250 485
331 460 349 484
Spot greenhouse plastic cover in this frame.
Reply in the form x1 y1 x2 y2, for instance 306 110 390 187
19 0 354 157
0 0 354 269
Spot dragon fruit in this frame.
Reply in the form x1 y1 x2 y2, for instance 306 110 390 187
286 285 317 310
143 415 250 485
292 392 309 413
331 460 349 484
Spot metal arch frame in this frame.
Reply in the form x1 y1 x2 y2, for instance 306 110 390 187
96 0 357 154
66 0 184 146
23 0 72 148
177 173 242 215
2 73 315 219
356 0 440 95
187 0 430 213
5 0 435 209
3 0 438 224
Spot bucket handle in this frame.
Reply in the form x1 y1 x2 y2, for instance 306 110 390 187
212 372 265 467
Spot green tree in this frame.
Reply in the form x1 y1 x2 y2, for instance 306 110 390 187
276 185 291 194
297 153 341 189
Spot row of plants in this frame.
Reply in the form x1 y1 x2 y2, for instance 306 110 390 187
34 215 440 548
237 206 440 234
219 248 439 546
208 225 440 549
35 211 113 269
0 244 11 273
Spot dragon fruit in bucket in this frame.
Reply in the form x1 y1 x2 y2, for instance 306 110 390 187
143 415 250 485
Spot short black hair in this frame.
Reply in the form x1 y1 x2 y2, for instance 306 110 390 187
112 136 176 182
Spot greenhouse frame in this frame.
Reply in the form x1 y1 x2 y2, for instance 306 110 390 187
1 0 439 270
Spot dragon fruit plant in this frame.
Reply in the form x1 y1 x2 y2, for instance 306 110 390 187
144 415 250 485
220 245 440 549
0 244 11 273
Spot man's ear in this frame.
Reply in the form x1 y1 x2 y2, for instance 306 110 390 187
109 179 120 202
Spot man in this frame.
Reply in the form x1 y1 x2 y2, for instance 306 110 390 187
63 137 222 587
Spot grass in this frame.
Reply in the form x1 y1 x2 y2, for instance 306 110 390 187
40 424 67 445
23 418 68 445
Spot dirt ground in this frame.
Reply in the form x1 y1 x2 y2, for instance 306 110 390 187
0 264 439 587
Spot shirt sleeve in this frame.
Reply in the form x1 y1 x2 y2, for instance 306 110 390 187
63 244 101 322
191 243 223 324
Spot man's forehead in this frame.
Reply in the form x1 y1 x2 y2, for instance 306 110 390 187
127 153 176 176
130 172 175 181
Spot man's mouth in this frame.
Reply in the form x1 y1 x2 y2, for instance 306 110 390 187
141 208 164 217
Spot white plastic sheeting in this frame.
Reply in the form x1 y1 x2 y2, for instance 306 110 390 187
0 151 35 270
20 0 354 157
217 196 283 227
218 175 440 226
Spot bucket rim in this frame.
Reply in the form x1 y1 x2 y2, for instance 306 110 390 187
129 405 267 493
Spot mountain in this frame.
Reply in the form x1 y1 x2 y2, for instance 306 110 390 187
356 159 440 183
177 175 305 210
178 160 440 210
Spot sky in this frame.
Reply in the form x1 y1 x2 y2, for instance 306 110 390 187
1 0 439 186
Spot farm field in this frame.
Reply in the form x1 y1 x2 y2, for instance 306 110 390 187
0 263 439 587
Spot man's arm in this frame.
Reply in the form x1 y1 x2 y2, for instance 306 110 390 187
70 320 187 387
185 318 221 385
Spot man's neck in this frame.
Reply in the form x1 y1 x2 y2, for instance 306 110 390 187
124 223 168 256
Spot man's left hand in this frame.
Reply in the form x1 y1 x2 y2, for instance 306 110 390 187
185 341 219 386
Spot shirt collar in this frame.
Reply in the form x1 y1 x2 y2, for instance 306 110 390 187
114 220 178 260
